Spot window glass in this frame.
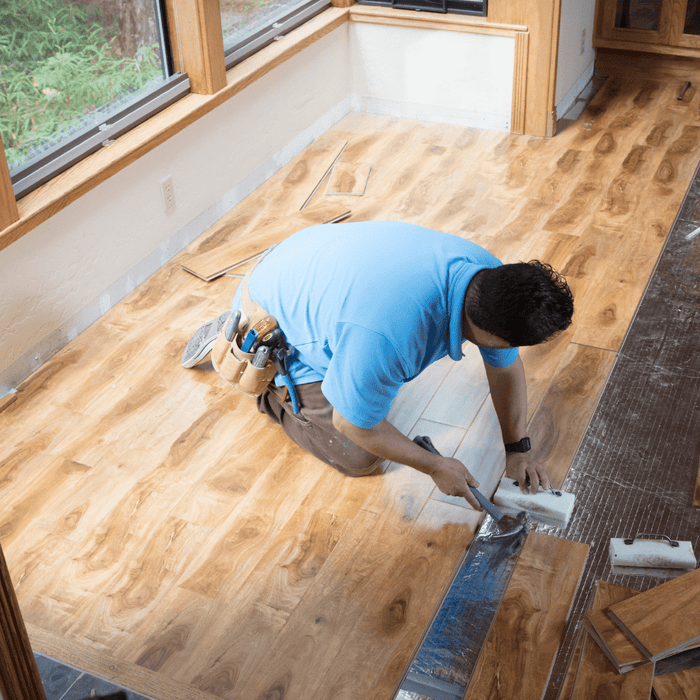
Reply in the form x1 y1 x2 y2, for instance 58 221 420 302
356 0 486 17
685 0 700 35
221 0 323 51
1 0 169 175
614 0 660 31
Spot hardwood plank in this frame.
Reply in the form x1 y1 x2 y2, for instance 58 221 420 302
325 161 372 196
421 342 490 430
180 202 351 280
584 582 647 672
608 567 700 661
653 666 700 700
571 581 655 700
525 343 616 489
465 533 590 700
571 632 654 700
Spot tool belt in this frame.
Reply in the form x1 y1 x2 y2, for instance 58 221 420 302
210 255 281 398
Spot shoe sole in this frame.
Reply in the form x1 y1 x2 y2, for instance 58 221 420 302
181 311 231 368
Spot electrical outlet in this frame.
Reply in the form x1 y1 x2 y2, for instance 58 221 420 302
580 27 586 56
160 175 175 211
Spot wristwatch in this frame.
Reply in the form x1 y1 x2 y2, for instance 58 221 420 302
505 437 531 453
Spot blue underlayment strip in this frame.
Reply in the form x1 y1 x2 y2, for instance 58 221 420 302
395 519 527 699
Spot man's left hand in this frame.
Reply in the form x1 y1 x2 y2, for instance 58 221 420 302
505 452 551 494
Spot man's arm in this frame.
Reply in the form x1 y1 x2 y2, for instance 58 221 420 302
332 411 483 510
483 356 550 494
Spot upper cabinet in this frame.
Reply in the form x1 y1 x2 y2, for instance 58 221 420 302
595 0 700 55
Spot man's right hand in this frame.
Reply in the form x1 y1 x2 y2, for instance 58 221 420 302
428 456 482 510
332 410 482 511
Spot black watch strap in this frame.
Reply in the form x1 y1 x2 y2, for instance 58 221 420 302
505 437 531 453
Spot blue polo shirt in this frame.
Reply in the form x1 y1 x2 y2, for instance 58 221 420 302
236 221 518 429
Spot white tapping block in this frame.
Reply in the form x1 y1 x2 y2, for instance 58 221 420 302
609 537 697 570
492 478 576 525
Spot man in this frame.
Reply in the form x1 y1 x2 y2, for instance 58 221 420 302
184 221 573 511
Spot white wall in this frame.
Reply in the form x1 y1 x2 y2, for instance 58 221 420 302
350 23 514 132
555 0 597 117
0 20 518 394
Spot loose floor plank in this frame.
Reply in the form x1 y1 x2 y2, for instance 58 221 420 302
464 533 589 700
584 582 647 672
571 581 655 700
653 666 700 699
325 161 372 196
180 202 351 280
608 567 700 661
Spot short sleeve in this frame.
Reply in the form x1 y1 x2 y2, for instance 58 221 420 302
321 323 406 429
479 346 519 368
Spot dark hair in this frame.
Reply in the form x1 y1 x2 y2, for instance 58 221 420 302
466 261 573 347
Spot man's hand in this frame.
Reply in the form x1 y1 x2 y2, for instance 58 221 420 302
505 451 551 494
332 410 483 510
429 457 482 510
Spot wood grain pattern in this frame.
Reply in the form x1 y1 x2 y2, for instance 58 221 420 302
571 580 655 699
653 665 700 699
180 201 351 280
465 533 589 700
571 632 654 700
1 72 698 698
608 567 700 660
584 582 646 672
170 0 226 95
0 134 18 231
325 161 371 195
0 543 46 700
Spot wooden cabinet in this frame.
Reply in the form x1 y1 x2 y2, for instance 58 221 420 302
594 0 700 56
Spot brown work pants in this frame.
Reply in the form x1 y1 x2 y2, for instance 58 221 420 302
256 381 382 477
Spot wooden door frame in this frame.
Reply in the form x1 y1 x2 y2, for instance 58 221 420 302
0 542 47 700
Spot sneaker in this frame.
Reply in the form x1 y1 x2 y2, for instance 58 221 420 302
181 311 231 368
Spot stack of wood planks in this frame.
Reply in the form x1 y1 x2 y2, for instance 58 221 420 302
565 569 700 699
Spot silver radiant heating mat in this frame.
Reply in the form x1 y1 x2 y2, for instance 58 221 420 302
395 164 700 699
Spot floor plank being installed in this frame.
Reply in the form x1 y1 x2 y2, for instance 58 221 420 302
2 65 700 700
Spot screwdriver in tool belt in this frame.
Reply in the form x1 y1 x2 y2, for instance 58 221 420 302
252 345 271 368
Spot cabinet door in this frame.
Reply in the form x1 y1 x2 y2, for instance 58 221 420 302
599 0 668 45
675 0 700 47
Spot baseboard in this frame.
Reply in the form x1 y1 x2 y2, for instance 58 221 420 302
349 94 511 133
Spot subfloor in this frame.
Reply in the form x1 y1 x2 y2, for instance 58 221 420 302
2 65 700 700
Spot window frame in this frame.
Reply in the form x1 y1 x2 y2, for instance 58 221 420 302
5 0 190 200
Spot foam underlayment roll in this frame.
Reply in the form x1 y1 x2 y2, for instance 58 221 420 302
492 477 576 526
609 538 697 569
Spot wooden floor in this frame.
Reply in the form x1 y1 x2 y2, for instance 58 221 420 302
2 64 700 700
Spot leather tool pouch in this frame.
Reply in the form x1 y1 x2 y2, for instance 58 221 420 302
210 249 280 398
211 328 278 397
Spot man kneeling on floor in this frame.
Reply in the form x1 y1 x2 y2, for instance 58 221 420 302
182 221 573 511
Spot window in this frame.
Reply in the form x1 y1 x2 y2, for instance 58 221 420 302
221 0 331 68
356 0 487 16
1 0 189 198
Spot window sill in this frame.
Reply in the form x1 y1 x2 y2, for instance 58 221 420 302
0 5 527 253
